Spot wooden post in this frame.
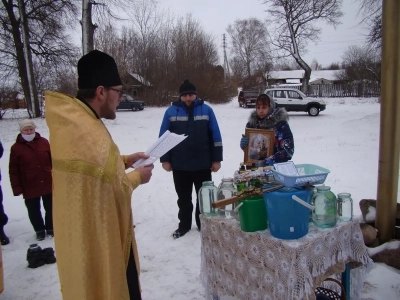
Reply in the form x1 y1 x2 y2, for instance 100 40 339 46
0 245 3 293
375 0 400 243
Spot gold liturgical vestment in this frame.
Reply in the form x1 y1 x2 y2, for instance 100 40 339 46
45 91 142 300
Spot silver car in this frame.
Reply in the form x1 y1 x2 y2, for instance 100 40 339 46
264 88 326 116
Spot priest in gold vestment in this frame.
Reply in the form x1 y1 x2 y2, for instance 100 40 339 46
45 50 154 300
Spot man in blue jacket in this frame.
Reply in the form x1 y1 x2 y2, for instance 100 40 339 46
159 79 223 238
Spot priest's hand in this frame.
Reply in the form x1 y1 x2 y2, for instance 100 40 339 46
136 164 154 184
126 152 149 167
211 162 221 172
162 162 172 172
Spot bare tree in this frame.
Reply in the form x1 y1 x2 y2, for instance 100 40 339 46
0 84 20 119
272 58 298 71
94 0 173 102
325 62 340 70
81 0 135 55
17 0 38 116
262 0 343 93
0 0 78 117
54 68 78 95
149 19 176 102
127 0 164 98
336 45 381 82
94 6 231 105
310 59 321 70
229 56 247 80
82 0 97 54
170 14 222 101
356 0 382 50
226 18 271 88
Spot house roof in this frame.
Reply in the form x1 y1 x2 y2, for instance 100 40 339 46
310 78 333 84
128 72 151 86
267 69 341 82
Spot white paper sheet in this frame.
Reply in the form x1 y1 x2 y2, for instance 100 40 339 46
132 130 187 168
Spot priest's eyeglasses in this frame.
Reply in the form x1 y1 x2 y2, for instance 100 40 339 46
107 87 125 96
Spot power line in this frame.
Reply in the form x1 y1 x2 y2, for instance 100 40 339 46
315 39 365 44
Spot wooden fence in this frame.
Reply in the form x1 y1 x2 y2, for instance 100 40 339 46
270 82 381 98
0 99 26 109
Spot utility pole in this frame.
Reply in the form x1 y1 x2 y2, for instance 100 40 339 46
222 34 230 80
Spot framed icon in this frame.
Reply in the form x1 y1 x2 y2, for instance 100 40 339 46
244 128 275 165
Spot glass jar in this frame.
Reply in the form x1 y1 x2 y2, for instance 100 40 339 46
309 186 317 222
312 186 337 228
337 193 353 222
217 178 238 219
199 181 218 217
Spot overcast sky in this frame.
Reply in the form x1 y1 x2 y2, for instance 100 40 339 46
156 0 368 68
71 0 368 68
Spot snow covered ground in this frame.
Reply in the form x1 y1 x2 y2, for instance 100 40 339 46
0 96 399 299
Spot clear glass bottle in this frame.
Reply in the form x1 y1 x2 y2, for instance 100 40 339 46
312 186 337 228
199 181 218 217
309 186 317 223
337 193 353 222
217 178 238 219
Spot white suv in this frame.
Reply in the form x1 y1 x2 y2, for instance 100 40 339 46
264 88 326 116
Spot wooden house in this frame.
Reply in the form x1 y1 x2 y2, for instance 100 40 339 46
123 72 152 98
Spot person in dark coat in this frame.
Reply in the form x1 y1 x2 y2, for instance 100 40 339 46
0 139 10 245
9 119 53 241
159 79 223 238
240 93 294 165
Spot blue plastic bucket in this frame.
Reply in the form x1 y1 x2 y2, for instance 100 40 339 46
263 187 312 239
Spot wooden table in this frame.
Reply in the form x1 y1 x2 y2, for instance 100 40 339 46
200 216 372 300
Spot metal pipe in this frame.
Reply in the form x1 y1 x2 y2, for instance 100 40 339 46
375 0 400 243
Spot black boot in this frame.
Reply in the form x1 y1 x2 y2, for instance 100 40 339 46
36 230 46 241
172 228 190 239
27 244 45 268
0 228 10 245
41 247 56 264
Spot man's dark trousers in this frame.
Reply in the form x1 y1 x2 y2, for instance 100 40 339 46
173 169 212 231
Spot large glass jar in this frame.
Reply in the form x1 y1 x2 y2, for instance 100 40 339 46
199 181 218 217
309 186 317 222
217 178 238 219
312 186 337 228
337 193 353 222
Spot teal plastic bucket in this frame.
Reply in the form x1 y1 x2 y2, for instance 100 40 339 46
238 195 268 232
263 187 312 239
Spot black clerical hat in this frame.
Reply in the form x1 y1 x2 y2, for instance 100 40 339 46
77 50 122 89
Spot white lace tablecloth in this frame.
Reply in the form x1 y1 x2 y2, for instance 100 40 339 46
200 216 373 300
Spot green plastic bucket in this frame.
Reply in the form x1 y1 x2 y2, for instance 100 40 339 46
237 195 268 232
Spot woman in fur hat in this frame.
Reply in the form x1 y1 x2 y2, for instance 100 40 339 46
240 94 294 165
9 119 53 241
